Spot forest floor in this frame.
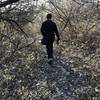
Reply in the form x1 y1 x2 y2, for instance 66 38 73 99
26 49 100 100
0 45 100 100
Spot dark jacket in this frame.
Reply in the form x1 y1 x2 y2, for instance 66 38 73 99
41 19 59 42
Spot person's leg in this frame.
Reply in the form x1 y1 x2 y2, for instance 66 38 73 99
46 41 54 64
46 42 53 59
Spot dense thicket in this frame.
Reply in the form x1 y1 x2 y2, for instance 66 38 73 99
0 0 100 99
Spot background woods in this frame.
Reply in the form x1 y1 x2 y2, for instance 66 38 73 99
0 0 100 100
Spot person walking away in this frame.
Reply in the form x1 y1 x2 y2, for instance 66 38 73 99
41 14 60 64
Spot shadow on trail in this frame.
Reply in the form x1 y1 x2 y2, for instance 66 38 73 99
0 49 99 100
34 55 99 100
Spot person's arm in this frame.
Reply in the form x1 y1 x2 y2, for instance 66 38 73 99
41 23 45 36
54 23 60 44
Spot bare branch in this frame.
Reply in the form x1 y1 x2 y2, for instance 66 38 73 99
0 0 20 8
0 16 28 37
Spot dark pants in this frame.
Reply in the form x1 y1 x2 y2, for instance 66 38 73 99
46 41 54 59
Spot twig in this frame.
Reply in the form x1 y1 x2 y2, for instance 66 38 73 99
0 16 28 37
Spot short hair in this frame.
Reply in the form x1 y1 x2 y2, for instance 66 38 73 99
47 14 52 19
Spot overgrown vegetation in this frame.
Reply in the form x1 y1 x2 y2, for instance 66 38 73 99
0 0 100 100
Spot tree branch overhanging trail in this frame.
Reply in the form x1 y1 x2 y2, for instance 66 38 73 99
0 16 28 37
0 0 20 8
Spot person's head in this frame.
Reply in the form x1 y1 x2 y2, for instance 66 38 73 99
46 13 52 20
